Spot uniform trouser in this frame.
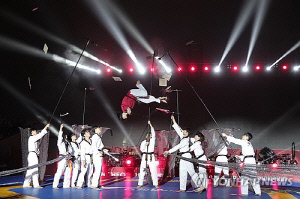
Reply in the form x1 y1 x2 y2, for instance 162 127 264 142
69 159 80 187
240 162 261 195
179 154 200 190
138 154 158 186
197 158 208 189
91 155 103 187
77 156 94 187
53 158 70 188
130 84 160 104
214 158 230 186
23 152 40 187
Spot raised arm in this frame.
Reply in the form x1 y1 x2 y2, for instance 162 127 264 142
171 115 183 139
32 123 50 142
148 121 156 140
57 124 64 146
169 141 186 154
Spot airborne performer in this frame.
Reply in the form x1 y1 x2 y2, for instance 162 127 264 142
137 121 158 188
23 123 50 188
163 116 202 193
222 132 261 196
120 80 167 119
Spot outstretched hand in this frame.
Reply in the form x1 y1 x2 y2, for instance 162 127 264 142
45 123 50 129
60 124 64 131
221 133 227 137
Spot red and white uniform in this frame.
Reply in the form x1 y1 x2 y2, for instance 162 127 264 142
121 84 160 113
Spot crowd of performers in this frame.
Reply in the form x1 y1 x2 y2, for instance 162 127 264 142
22 81 261 196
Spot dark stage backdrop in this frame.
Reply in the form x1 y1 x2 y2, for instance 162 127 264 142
1 66 300 151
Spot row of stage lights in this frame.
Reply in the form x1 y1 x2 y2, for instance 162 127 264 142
104 64 300 74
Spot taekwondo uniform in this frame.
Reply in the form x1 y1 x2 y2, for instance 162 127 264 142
77 139 93 188
190 138 208 189
65 135 82 187
23 129 48 188
121 84 161 113
214 144 230 187
91 133 104 188
226 136 261 195
53 130 70 188
138 126 158 186
169 123 200 191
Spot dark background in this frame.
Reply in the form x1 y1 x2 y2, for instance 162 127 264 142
0 0 300 152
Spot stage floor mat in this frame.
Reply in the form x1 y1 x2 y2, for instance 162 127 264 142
1 176 300 199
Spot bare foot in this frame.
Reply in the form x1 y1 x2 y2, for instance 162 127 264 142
76 186 82 189
176 189 185 192
34 186 43 189
53 187 59 189
137 185 143 188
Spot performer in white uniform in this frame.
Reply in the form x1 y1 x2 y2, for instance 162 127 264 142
222 132 261 196
164 116 200 192
214 143 231 187
53 124 71 189
190 131 208 193
137 121 158 188
23 123 50 188
76 129 94 189
121 80 167 119
67 133 82 187
91 127 106 189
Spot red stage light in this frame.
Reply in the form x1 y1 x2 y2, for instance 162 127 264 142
177 67 183 72
190 66 196 72
204 66 210 72
106 68 111 73
126 159 132 165
129 68 134 73
272 163 278 168
255 65 261 71
150 67 154 72
233 66 238 71
282 65 288 70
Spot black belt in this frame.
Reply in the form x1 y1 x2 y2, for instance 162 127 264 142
142 152 154 155
243 155 254 161
196 153 205 159
178 151 190 156
98 149 102 152
85 153 92 156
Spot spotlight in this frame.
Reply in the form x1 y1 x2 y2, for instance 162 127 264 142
150 67 155 72
293 66 300 71
190 66 196 72
242 66 249 72
125 158 133 166
255 65 261 71
272 163 278 168
129 68 134 73
282 65 288 70
177 67 183 72
266 66 272 71
204 66 210 72
233 65 239 71
106 68 112 73
214 66 221 73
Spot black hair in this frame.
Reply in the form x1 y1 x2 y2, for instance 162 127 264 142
81 129 90 137
183 127 192 135
244 132 253 141
195 131 205 142
31 129 37 133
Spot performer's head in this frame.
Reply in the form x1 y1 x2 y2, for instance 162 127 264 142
92 126 102 135
122 108 132 119
194 131 205 142
182 127 191 138
71 134 77 142
31 129 37 136
81 129 90 139
242 132 253 141
145 132 152 140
